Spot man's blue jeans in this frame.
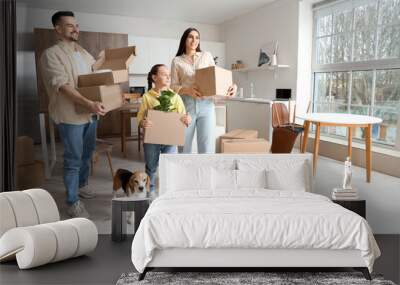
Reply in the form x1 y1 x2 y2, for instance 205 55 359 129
143 143 177 193
57 117 97 205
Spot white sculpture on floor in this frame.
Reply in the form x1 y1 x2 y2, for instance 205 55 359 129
0 189 98 269
342 157 352 190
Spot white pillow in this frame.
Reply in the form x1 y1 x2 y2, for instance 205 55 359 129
236 169 267 189
266 162 309 191
237 158 311 192
167 163 212 191
212 168 237 190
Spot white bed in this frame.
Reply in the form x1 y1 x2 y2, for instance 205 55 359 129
131 154 380 280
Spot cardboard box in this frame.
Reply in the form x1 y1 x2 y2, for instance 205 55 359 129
220 129 258 152
78 70 128 87
195 66 233 96
222 139 270 153
16 136 35 166
93 46 136 71
77 46 136 87
16 160 45 190
221 129 258 140
76 85 123 113
144 110 186 146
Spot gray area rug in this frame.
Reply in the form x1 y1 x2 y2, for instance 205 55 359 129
116 271 396 285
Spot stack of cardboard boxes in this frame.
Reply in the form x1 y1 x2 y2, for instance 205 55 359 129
16 136 45 190
76 46 136 113
219 129 270 153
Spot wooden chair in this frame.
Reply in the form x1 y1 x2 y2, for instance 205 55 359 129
272 103 291 128
91 139 114 178
271 103 304 153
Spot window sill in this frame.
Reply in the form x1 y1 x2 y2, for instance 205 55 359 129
307 133 400 158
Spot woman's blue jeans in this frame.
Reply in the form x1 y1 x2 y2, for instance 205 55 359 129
181 96 215 154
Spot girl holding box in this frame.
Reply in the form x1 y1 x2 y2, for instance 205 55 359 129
137 64 191 197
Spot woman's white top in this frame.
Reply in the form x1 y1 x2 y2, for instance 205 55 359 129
170 51 215 94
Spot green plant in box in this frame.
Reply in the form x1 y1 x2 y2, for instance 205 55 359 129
153 90 176 112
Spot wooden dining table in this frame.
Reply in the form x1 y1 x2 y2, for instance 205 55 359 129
296 113 382 182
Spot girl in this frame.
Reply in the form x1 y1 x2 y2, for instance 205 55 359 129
137 64 191 197
171 27 237 154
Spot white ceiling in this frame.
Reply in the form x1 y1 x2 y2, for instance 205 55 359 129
18 0 278 25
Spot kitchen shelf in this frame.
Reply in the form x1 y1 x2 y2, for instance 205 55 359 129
231 64 290 73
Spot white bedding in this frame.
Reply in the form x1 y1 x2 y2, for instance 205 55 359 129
131 190 380 273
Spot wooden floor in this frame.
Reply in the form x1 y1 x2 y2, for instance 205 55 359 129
0 235 398 285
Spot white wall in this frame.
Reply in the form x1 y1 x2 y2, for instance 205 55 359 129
16 4 222 141
220 0 299 99
315 156 400 234
221 0 399 234
296 0 313 118
23 7 222 40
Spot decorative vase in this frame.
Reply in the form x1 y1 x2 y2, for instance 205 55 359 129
271 54 278 66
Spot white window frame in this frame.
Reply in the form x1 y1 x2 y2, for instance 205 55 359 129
312 0 400 150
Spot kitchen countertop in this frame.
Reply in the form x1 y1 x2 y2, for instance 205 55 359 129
215 97 294 104
226 97 273 104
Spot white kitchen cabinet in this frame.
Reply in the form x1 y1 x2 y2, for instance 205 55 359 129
128 36 150 75
146 37 177 70
128 35 226 74
226 100 272 141
226 99 295 142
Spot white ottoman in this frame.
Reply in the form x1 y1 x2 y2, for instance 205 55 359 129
0 189 98 269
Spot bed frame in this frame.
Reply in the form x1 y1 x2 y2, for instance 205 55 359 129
138 248 371 280
138 154 372 281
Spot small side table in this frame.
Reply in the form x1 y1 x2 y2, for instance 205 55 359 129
112 197 150 242
333 199 366 219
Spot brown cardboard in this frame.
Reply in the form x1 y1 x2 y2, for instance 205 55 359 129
195 66 233 96
221 129 258 140
78 46 135 87
220 129 258 152
78 70 128 87
143 110 186 146
222 139 270 153
16 160 45 190
92 46 136 71
16 136 35 166
76 85 123 113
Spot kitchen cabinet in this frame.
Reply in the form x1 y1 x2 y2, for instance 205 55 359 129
128 35 226 75
226 98 295 142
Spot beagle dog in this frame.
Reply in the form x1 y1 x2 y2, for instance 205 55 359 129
113 169 150 199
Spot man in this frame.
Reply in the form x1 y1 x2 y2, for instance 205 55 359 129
40 11 105 218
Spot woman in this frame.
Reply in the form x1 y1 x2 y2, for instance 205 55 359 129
171 27 236 153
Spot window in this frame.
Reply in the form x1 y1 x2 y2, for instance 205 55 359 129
313 0 400 147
